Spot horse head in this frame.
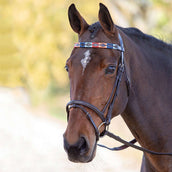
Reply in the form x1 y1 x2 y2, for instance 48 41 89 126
63 3 129 163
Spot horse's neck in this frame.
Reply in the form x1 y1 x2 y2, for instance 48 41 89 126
122 35 172 151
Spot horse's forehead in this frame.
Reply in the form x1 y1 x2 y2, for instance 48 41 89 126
79 28 109 42
71 48 104 64
70 28 116 70
80 50 91 74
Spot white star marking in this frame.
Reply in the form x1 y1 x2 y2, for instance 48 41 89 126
81 50 91 74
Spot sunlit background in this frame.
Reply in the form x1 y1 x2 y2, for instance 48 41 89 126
0 0 171 171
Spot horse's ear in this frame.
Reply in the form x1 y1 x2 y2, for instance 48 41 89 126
98 3 116 36
68 4 89 35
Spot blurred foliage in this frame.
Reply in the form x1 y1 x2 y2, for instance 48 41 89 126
0 0 171 113
0 0 100 94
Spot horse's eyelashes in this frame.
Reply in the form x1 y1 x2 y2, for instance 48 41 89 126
65 65 69 72
105 65 116 75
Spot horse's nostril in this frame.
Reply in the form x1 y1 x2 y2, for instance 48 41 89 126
78 137 88 155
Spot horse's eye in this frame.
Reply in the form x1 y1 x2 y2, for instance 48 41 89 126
105 65 116 75
65 65 69 72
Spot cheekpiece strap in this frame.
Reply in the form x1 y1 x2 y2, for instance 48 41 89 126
74 42 123 51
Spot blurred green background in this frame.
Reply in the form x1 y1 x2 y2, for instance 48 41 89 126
0 0 171 119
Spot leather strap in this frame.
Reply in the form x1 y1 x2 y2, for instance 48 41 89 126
66 32 172 156
98 131 172 156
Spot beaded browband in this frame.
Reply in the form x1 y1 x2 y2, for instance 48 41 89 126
74 39 124 52
74 33 125 67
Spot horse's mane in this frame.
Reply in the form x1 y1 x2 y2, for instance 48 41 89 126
89 22 172 53
117 26 172 52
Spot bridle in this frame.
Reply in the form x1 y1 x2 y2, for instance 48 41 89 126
66 33 172 156
66 33 126 141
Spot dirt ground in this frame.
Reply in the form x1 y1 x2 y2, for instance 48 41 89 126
0 88 142 172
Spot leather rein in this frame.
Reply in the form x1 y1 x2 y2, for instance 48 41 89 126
66 33 172 156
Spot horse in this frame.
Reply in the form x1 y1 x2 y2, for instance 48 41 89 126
63 3 172 172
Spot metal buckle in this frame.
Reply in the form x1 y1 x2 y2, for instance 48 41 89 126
98 122 109 136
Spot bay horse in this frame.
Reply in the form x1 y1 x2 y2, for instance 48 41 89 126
63 3 172 172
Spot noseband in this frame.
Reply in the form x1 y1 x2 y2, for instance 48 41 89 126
66 33 126 141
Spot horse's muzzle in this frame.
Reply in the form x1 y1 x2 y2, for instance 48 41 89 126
63 136 92 162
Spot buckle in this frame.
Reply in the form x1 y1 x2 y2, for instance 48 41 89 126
98 122 109 137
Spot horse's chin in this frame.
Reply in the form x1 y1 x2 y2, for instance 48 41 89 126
68 141 97 163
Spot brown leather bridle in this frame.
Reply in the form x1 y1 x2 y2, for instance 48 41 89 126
66 33 172 155
66 33 126 141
